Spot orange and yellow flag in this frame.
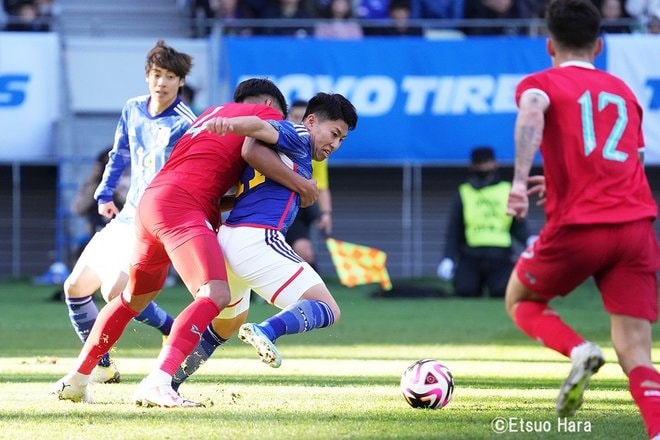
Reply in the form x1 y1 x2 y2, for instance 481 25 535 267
325 238 392 291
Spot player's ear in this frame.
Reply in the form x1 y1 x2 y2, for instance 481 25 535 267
593 38 603 57
546 38 555 57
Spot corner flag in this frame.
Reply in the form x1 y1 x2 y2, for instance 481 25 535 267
325 238 392 291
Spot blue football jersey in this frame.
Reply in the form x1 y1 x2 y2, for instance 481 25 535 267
93 95 195 223
225 120 314 233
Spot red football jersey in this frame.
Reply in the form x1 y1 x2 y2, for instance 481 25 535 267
516 63 657 226
148 102 283 228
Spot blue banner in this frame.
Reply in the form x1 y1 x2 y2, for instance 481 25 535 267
222 36 607 164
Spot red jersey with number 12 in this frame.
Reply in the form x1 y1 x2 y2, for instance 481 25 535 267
147 102 283 229
516 63 656 226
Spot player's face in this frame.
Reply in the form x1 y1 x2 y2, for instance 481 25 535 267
146 67 184 108
308 116 349 161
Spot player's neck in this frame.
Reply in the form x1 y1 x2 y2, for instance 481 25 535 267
149 96 177 116
553 53 594 67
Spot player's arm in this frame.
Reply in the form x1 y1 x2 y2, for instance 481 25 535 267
206 115 279 145
242 137 318 207
508 89 548 219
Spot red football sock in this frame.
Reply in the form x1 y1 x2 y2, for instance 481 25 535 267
513 301 584 357
629 366 660 438
76 295 138 375
157 296 220 376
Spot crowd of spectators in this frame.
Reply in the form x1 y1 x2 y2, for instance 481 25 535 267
2 0 52 32
2 0 657 36
183 0 660 37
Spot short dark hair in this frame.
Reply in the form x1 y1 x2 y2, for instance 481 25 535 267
546 0 601 51
470 146 495 164
145 40 193 79
304 93 358 131
233 78 288 117
290 99 308 109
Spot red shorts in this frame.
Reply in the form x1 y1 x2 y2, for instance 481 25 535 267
130 184 227 295
515 219 660 322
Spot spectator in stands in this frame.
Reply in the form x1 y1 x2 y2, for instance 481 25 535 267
463 0 533 35
357 0 391 18
598 0 632 33
315 0 364 38
625 0 660 32
649 12 660 32
411 0 464 20
260 0 314 36
4 0 48 31
214 0 256 35
366 0 423 35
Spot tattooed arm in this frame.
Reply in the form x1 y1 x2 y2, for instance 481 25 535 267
507 90 549 219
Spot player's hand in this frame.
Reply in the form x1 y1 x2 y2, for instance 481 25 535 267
317 212 332 236
98 201 119 219
298 179 318 208
507 181 529 219
206 117 233 135
526 175 546 206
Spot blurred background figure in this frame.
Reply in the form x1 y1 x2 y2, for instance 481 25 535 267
284 99 334 273
365 0 424 36
598 0 632 33
70 146 128 263
3 0 49 31
625 0 660 31
437 146 535 298
314 0 364 39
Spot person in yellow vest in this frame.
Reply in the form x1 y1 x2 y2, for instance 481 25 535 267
284 99 333 272
437 146 535 298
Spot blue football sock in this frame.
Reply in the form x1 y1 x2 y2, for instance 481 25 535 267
172 324 227 391
65 295 110 367
133 301 174 335
260 299 335 342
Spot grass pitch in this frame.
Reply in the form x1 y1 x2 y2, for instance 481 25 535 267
0 279 653 439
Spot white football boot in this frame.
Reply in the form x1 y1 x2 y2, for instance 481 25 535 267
53 372 92 403
133 378 203 408
238 323 282 368
556 341 605 417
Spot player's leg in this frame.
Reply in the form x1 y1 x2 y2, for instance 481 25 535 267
601 219 660 438
135 227 230 407
506 225 610 416
95 222 175 337
172 268 251 391
172 312 247 391
63 230 118 382
611 315 660 438
225 227 339 367
54 199 168 403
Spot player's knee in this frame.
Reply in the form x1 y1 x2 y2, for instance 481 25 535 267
63 276 83 298
199 280 231 310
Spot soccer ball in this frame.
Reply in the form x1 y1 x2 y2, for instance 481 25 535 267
400 359 454 409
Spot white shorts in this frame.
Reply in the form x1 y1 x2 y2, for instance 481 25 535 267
217 225 323 319
76 219 135 288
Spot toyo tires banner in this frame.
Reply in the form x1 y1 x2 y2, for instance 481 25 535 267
222 36 614 165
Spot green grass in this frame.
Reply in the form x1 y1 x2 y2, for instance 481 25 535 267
0 279 655 439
